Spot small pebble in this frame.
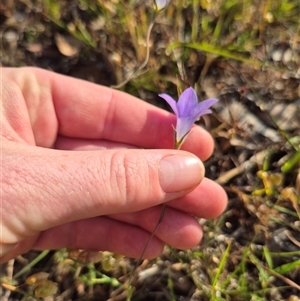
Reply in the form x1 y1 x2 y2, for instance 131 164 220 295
274 81 285 90
215 234 226 243
3 30 19 43
272 49 283 62
283 48 293 63
225 222 232 229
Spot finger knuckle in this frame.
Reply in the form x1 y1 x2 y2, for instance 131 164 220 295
110 151 161 206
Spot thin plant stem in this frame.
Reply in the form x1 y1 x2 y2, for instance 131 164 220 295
111 12 158 89
127 203 166 287
13 250 50 279
127 142 181 296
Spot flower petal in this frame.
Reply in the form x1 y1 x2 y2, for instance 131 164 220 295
159 88 218 146
159 93 179 116
176 117 195 142
190 98 218 120
177 87 198 117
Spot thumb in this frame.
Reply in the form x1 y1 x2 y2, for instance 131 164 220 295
3 143 204 243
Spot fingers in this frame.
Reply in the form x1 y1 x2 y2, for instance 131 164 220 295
33 217 165 259
179 126 215 161
53 138 227 219
49 68 215 159
109 206 202 250
0 235 40 263
54 137 227 218
0 218 164 262
4 67 215 161
0 177 224 262
54 136 137 151
19 208 201 260
168 177 228 219
111 178 228 221
1 67 223 263
3 142 204 246
55 127 214 161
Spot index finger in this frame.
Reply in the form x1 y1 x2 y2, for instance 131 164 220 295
15 67 215 160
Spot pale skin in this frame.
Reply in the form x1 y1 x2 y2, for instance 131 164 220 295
0 67 227 263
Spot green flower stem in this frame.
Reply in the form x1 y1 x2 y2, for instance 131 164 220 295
127 141 181 295
13 250 50 279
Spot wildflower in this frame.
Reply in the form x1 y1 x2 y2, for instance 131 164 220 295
159 87 218 147
154 0 171 11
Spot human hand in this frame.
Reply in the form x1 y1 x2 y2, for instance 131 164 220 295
1 67 227 263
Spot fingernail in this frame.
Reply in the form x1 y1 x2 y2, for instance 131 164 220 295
159 155 204 193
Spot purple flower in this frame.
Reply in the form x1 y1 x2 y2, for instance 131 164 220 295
159 87 218 146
